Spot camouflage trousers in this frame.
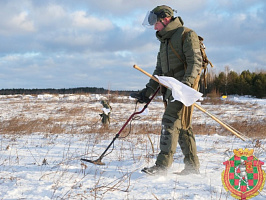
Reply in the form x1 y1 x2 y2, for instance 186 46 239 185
155 99 200 169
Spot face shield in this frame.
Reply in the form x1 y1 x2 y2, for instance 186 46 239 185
142 11 158 28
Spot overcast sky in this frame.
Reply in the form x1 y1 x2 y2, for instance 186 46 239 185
0 0 265 90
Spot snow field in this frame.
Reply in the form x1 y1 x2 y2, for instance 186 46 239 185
0 94 265 199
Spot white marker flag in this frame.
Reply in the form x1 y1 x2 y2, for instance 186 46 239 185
155 75 203 106
102 108 111 115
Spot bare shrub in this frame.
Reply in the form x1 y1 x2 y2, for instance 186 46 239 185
206 89 221 98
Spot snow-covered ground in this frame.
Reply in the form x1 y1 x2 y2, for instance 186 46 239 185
0 94 265 199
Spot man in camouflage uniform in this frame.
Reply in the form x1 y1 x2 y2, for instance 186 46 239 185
133 5 201 175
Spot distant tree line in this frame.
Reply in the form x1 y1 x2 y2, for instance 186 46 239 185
1 70 265 98
0 87 136 96
199 70 266 98
0 87 109 95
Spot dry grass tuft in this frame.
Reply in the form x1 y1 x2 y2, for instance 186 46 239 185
192 123 266 139
1 117 65 134
229 120 266 139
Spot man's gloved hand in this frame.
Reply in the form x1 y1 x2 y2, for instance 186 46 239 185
130 88 152 103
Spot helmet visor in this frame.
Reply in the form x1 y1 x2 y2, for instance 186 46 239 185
142 11 158 28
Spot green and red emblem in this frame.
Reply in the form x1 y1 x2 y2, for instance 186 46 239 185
222 148 265 200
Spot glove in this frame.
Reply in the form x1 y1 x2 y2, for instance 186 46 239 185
130 88 152 103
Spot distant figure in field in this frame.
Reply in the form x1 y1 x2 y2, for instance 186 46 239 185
99 99 112 126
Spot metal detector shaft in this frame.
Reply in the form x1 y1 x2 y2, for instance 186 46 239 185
99 87 160 158
81 87 160 165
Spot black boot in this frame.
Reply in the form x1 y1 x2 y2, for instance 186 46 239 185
141 164 167 175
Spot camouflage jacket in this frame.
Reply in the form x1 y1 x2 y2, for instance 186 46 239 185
146 17 202 99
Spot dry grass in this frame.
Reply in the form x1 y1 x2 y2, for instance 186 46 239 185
229 120 266 138
0 94 264 140
197 97 265 138
1 117 66 134
200 97 246 106
192 121 266 138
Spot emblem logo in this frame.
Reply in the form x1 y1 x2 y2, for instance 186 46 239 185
222 148 265 200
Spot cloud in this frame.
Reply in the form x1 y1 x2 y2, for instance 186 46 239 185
71 11 113 31
10 11 35 32
0 0 265 90
0 8 35 35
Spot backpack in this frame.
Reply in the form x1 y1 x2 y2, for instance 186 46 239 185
198 35 214 88
169 29 214 89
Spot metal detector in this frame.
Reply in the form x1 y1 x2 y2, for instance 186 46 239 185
81 87 160 165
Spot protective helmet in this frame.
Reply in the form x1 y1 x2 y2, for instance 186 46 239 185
142 5 174 28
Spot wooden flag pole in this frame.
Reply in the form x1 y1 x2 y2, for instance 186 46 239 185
133 64 246 141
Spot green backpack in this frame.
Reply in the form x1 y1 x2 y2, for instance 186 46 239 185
169 29 214 89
